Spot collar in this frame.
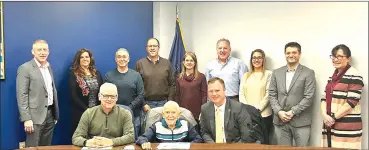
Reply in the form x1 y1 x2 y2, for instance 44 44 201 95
161 118 182 129
217 56 232 64
34 58 49 68
287 64 299 72
146 56 160 64
214 99 226 112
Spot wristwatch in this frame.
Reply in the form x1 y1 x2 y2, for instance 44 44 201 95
330 113 337 121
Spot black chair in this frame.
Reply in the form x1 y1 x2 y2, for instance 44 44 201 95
242 104 269 144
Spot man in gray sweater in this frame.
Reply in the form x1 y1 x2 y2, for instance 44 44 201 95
72 83 134 148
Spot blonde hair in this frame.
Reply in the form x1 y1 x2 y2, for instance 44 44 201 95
179 52 199 80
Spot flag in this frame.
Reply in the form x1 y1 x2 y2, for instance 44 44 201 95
169 18 186 76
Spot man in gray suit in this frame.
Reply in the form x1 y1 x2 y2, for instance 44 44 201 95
269 42 316 146
16 39 59 147
200 77 262 143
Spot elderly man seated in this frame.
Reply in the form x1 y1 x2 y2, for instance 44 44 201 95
136 101 203 150
72 83 135 148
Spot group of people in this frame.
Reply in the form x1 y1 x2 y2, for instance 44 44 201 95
16 38 364 149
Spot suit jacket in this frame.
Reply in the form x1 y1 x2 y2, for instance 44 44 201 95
200 98 256 143
16 59 59 124
269 64 316 127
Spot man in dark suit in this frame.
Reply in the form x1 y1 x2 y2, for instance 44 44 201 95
200 77 262 143
16 39 59 147
269 42 316 146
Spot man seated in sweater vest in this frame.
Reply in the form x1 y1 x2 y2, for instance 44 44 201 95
72 83 135 148
136 101 203 150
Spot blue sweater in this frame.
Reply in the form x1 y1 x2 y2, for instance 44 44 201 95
136 118 203 145
104 68 144 117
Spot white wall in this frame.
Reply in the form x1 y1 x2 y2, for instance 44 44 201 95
154 2 368 148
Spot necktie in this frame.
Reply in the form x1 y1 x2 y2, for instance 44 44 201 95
215 108 224 143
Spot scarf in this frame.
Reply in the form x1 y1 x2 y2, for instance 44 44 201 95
325 65 351 115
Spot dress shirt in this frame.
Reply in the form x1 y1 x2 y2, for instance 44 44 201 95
286 64 299 93
34 59 53 106
205 56 248 96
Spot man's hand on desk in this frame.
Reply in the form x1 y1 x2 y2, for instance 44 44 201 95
141 142 152 150
85 136 113 148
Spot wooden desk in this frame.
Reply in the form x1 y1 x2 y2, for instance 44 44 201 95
21 143 344 150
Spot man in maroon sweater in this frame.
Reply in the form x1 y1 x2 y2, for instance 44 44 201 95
135 38 176 134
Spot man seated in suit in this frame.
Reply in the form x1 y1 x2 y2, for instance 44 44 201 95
200 77 263 143
72 83 135 148
136 101 203 150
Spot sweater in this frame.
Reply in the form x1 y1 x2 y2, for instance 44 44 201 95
104 68 144 117
239 70 272 117
134 57 176 101
72 105 135 146
136 118 203 145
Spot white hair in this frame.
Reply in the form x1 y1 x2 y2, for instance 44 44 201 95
163 101 180 111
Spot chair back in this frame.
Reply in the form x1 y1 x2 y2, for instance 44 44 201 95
142 107 197 133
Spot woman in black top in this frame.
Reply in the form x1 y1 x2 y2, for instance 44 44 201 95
69 48 102 136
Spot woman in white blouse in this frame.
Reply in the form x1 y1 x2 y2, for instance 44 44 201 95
239 49 272 144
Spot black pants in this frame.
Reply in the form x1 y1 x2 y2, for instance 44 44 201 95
26 109 55 147
262 115 273 144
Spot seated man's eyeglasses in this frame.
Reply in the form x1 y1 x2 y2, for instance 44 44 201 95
99 93 117 100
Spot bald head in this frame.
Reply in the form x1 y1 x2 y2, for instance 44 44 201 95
99 83 118 95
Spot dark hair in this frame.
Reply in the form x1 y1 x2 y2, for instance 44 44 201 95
284 42 301 53
147 37 160 48
71 48 97 77
208 77 225 90
332 44 351 58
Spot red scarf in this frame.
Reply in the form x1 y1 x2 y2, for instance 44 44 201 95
325 65 351 114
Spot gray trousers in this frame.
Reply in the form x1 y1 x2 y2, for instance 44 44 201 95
26 109 55 147
274 124 311 147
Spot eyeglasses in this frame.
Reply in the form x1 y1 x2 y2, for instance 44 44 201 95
146 45 159 48
252 57 263 60
330 55 347 60
99 93 117 100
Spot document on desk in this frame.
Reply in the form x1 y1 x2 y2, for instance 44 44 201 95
81 146 113 149
157 142 191 149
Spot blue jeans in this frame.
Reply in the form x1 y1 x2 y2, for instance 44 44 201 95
139 100 168 134
134 116 140 139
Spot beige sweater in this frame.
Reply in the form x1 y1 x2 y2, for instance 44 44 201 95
239 70 272 117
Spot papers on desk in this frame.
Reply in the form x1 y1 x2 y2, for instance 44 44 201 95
81 146 113 149
157 142 191 149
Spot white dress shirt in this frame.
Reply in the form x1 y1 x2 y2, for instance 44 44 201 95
214 101 226 143
35 59 53 106
286 64 299 92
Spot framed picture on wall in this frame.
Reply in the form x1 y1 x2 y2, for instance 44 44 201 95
0 2 4 79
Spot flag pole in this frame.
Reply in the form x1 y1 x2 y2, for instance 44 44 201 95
176 2 179 19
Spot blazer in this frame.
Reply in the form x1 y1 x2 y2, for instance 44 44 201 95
200 98 256 143
269 64 316 127
16 59 59 124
